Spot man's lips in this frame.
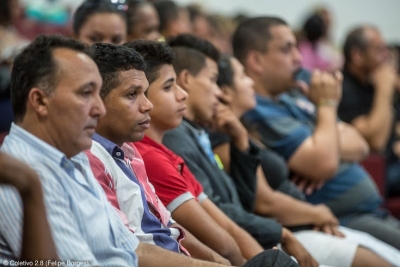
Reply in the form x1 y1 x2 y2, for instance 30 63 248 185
138 118 151 129
178 106 187 113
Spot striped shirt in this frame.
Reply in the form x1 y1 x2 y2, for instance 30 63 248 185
87 134 187 255
0 124 139 266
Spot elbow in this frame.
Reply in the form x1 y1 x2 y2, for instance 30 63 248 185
313 158 339 181
369 139 386 154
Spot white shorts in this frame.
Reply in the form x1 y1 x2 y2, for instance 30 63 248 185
293 230 357 267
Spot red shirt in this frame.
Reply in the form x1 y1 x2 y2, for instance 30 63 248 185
135 136 207 212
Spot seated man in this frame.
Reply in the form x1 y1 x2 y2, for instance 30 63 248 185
126 39 286 266
235 16 400 250
86 41 298 267
338 26 399 197
211 54 398 267
0 152 58 261
85 43 230 264
0 34 246 267
161 34 319 267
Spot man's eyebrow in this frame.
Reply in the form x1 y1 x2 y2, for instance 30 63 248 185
127 85 143 92
163 77 175 85
76 82 96 91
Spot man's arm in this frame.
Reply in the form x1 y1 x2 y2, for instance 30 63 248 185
136 242 236 267
350 64 396 152
254 167 340 235
338 122 370 162
200 199 264 260
172 199 246 265
288 71 343 181
172 222 232 265
0 152 58 261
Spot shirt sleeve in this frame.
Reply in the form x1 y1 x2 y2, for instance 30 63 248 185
0 167 98 264
141 150 195 213
255 115 312 161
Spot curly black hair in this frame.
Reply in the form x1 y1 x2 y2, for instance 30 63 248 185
167 34 220 76
124 40 174 84
91 42 146 98
11 35 91 122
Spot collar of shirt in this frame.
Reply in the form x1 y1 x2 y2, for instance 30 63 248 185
8 123 90 179
92 133 125 160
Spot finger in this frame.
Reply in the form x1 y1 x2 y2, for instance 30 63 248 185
317 181 324 190
297 179 308 192
305 182 315 195
333 71 343 83
332 228 345 238
322 225 333 235
295 80 310 95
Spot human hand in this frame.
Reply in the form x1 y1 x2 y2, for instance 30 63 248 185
281 228 319 267
212 253 232 266
371 64 397 94
291 175 324 196
306 70 343 105
0 152 41 198
312 205 345 237
213 103 247 139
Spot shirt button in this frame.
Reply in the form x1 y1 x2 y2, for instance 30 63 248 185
116 152 121 157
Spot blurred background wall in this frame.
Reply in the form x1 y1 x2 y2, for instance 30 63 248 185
174 0 400 46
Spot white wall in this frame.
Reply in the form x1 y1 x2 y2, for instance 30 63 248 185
175 0 400 47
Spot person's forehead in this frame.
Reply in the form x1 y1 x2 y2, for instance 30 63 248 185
53 48 97 72
365 28 385 46
157 64 175 77
269 25 295 44
119 68 148 87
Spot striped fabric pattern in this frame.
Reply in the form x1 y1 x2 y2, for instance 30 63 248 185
88 134 186 254
0 124 139 266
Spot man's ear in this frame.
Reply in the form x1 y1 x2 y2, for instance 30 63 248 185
27 88 50 118
176 69 192 92
246 51 265 75
351 48 365 67
219 84 234 104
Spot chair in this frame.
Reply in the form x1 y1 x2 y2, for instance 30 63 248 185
361 154 400 219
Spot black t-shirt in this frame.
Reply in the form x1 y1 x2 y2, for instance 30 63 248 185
338 70 398 165
209 131 305 201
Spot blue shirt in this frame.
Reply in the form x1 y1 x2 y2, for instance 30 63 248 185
0 124 139 266
243 92 383 222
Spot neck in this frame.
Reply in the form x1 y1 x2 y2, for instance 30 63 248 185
145 126 164 144
95 128 124 147
231 104 246 119
247 72 274 98
346 64 370 84
18 117 75 158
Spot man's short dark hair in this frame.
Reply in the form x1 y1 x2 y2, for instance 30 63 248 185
232 16 287 65
153 0 180 34
11 35 90 122
124 40 174 84
167 34 220 76
126 0 151 36
91 43 146 98
343 26 374 66
217 55 234 88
